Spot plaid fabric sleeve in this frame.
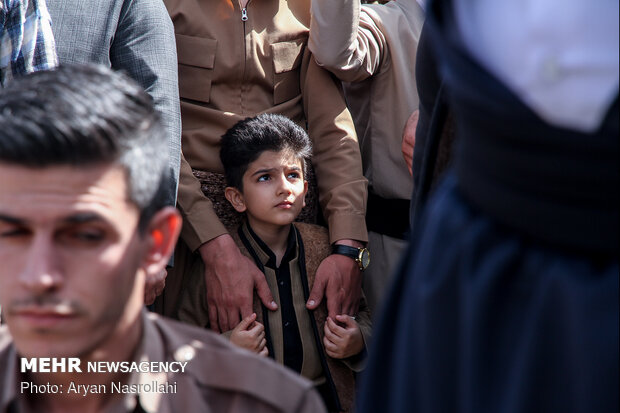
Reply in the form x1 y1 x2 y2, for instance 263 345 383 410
1 0 58 87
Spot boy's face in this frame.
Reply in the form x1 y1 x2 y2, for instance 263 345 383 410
226 150 308 232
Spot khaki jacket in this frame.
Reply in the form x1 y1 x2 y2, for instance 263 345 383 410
164 0 368 250
0 312 326 413
309 0 425 200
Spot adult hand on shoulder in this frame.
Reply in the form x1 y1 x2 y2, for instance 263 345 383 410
199 234 277 333
402 109 419 176
306 239 362 318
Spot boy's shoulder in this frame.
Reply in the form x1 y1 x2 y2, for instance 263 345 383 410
293 223 331 282
293 222 329 245
293 222 330 260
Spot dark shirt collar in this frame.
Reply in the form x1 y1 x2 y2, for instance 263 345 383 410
243 222 298 269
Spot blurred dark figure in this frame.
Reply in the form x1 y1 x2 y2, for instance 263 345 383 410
358 1 619 412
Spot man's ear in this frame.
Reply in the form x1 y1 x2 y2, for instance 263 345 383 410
141 207 182 276
302 180 308 207
225 186 247 213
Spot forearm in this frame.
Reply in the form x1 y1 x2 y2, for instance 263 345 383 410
309 0 385 82
302 53 368 243
178 154 228 251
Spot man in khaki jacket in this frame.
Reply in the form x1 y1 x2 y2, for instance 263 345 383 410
161 0 369 333
309 0 425 314
0 64 325 413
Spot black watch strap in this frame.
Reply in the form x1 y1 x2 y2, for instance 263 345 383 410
331 244 360 260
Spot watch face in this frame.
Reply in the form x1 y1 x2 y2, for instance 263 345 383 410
360 249 370 269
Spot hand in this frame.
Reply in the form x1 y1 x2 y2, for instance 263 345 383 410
230 313 269 357
402 109 419 176
144 268 167 305
306 239 362 318
199 234 277 333
323 315 364 359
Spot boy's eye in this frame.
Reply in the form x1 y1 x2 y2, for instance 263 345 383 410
257 174 271 182
287 172 300 179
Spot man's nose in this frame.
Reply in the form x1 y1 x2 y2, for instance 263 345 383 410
18 235 63 294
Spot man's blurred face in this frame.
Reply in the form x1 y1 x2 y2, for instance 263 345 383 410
0 163 148 359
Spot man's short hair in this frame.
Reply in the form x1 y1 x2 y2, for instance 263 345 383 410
220 113 312 190
0 64 169 232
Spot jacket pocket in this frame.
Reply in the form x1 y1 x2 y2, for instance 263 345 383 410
176 34 217 103
271 39 304 105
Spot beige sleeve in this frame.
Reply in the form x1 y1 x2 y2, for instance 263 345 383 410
176 152 229 251
301 49 369 243
309 0 386 82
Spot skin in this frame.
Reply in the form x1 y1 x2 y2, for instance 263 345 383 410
0 164 181 413
402 109 419 176
225 150 363 358
225 149 308 265
323 315 364 359
201 149 364 333
229 313 268 357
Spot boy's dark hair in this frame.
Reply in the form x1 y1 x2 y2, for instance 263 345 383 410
0 64 169 233
220 114 312 189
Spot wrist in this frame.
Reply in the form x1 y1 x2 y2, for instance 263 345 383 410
333 238 365 248
198 233 234 261
331 243 370 271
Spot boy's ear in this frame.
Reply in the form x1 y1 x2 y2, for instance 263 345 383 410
302 180 308 208
141 207 182 276
225 187 247 213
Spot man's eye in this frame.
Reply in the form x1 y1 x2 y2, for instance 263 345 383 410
61 230 105 244
74 232 104 241
257 174 271 182
0 228 30 238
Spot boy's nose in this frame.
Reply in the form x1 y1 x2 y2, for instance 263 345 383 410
276 174 292 195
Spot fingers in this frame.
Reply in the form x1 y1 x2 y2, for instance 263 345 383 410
335 314 357 328
207 302 221 333
258 347 269 357
325 316 346 339
224 308 239 333
254 270 277 311
323 335 341 359
237 313 257 331
306 267 327 310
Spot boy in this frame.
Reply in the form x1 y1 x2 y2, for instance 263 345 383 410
179 114 372 412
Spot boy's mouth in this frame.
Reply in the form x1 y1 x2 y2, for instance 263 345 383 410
276 200 294 208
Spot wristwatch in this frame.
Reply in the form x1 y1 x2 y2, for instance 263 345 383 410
331 244 370 271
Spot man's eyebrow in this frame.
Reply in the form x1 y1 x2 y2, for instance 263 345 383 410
0 214 26 225
61 213 106 224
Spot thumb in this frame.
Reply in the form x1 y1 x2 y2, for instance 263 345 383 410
306 276 326 310
335 314 356 328
237 312 257 330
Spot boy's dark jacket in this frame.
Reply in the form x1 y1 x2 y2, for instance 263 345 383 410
178 222 372 412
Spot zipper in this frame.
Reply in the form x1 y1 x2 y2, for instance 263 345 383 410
238 0 251 114
239 0 250 21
